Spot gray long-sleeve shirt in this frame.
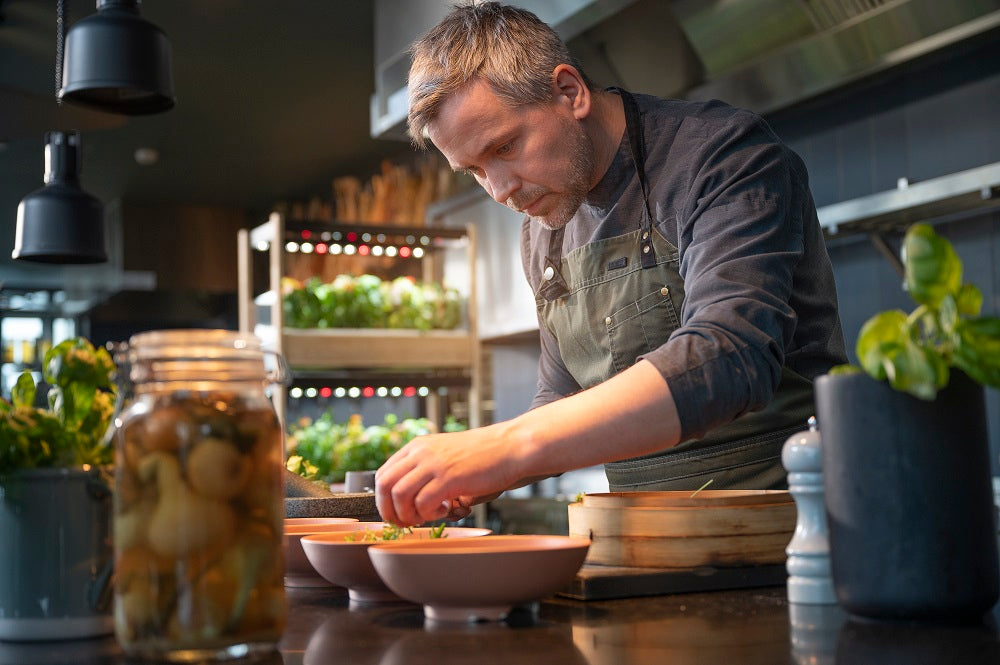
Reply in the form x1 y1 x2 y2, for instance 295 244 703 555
521 92 846 442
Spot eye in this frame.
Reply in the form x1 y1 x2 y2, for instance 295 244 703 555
496 141 513 156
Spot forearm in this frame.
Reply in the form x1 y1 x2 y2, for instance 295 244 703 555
375 363 681 526
499 359 682 482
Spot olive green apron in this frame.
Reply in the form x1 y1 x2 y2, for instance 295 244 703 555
534 90 813 491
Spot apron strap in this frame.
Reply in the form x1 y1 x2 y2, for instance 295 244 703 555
538 226 570 301
614 88 657 269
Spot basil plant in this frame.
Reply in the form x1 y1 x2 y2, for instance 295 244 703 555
0 337 117 471
832 223 1000 400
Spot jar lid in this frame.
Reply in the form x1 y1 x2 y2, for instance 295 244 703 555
127 329 272 384
129 329 263 359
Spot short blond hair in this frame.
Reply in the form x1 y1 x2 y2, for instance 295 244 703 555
407 1 589 147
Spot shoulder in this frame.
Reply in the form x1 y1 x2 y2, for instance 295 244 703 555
631 92 776 144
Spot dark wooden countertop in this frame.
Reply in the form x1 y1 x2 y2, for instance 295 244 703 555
2 584 998 664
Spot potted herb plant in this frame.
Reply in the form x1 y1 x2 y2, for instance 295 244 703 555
0 337 117 641
815 223 1000 621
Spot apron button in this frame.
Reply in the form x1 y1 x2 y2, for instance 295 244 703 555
543 266 555 281
643 245 651 254
660 286 669 296
642 231 649 240
605 317 612 325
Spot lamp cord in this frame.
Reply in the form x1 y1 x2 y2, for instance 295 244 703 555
55 0 65 102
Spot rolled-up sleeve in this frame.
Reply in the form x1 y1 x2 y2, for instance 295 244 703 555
640 111 806 441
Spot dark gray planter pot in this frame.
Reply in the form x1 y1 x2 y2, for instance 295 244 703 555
815 370 999 622
0 467 113 641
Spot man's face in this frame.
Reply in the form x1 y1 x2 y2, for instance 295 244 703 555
427 79 594 230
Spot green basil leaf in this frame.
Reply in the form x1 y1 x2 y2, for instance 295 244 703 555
11 372 36 409
856 310 909 380
953 318 1000 389
957 317 1000 360
903 223 962 308
956 283 983 317
42 338 76 385
953 350 1000 389
937 293 958 337
885 342 943 401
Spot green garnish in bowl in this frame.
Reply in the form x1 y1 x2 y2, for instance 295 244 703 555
343 522 448 542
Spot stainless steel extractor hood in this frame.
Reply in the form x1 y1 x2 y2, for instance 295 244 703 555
563 0 1000 113
372 0 998 137
674 0 1000 113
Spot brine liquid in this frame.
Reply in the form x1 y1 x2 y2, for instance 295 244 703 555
113 389 286 660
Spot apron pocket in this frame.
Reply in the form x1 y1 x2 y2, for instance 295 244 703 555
606 285 680 373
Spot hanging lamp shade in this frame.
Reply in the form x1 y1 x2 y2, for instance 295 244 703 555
59 0 175 115
13 131 107 264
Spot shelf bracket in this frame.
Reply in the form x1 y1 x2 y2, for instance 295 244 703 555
868 232 904 278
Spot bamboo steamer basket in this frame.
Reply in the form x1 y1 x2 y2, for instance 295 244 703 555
568 490 796 568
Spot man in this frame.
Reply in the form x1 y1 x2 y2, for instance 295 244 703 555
375 2 845 526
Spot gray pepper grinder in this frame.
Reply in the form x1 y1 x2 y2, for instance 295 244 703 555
781 416 836 604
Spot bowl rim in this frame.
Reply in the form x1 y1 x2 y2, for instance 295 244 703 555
285 521 379 536
301 526 493 546
368 534 590 555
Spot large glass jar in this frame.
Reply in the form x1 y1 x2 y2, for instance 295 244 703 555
112 330 287 661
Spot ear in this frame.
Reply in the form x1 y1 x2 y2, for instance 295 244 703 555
551 64 591 120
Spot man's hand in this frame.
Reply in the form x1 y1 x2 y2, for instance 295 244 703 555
375 360 680 526
374 425 522 527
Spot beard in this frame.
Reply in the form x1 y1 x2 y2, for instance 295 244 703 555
507 116 594 231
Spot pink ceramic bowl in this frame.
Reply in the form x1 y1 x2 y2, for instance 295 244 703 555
301 526 492 602
286 517 360 527
283 518 366 588
368 535 590 622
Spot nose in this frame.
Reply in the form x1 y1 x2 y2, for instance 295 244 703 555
484 167 518 206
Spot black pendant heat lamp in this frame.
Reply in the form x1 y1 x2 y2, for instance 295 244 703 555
58 0 175 115
13 131 107 264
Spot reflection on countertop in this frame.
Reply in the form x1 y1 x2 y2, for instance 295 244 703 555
1 584 998 664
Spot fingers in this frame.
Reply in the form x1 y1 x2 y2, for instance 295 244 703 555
375 453 448 526
374 451 409 525
445 496 473 522
374 433 493 526
412 481 451 523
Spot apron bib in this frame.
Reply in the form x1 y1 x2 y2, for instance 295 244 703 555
534 90 813 491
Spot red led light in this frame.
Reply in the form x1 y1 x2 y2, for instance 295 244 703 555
301 230 312 240
399 246 412 258
319 387 332 398
347 231 358 242
358 244 370 256
362 386 375 398
315 243 328 254
403 386 417 397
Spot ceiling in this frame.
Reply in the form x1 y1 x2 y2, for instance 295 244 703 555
0 0 410 258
